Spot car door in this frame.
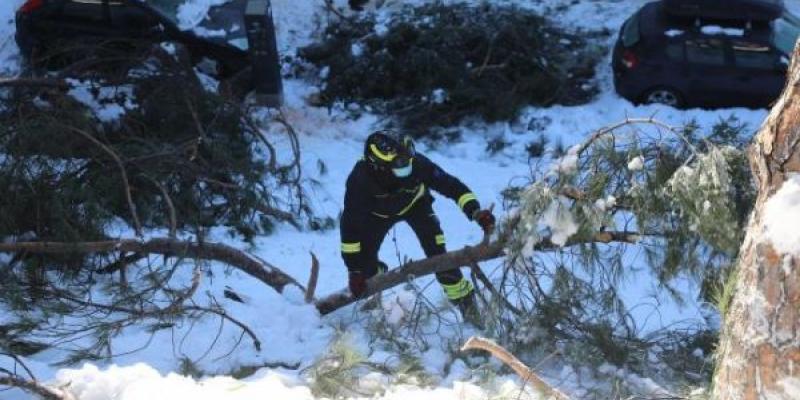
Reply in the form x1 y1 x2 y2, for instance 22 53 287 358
684 37 739 107
729 40 788 108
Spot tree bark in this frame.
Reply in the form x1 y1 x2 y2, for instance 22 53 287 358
712 44 800 399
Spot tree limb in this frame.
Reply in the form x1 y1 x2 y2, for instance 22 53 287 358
0 376 76 400
0 238 304 294
314 229 643 315
0 77 70 89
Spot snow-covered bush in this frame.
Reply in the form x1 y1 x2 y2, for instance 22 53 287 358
482 117 755 387
0 48 309 366
297 3 601 132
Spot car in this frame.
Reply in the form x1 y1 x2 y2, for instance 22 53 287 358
14 0 283 106
612 0 800 108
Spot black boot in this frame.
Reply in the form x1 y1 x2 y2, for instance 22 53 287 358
453 293 484 329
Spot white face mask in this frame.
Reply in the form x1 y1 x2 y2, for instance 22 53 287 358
392 163 413 178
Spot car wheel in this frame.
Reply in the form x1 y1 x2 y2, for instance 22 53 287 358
641 87 684 108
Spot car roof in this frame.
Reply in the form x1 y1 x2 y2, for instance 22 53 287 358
662 0 784 22
638 1 774 43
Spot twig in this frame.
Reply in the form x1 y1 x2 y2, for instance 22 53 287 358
468 262 523 316
63 126 143 236
306 252 320 303
0 376 75 400
145 176 178 238
461 336 570 400
184 306 261 352
321 0 347 20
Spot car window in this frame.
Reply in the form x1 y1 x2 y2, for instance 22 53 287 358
686 38 726 66
732 40 778 69
622 11 640 47
773 11 800 55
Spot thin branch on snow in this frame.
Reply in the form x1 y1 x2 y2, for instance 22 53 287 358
461 336 571 400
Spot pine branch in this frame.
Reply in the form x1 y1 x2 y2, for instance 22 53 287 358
0 238 304 294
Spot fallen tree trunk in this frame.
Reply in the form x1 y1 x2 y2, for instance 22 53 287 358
315 236 505 315
314 230 640 315
0 238 305 294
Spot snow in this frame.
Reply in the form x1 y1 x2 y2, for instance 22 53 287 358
701 25 745 37
551 145 581 175
540 198 579 246
664 29 684 37
0 0 25 77
627 155 645 171
66 79 138 123
762 174 800 255
176 0 233 31
0 0 784 398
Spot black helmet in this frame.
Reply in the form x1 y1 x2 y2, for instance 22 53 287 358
364 130 416 177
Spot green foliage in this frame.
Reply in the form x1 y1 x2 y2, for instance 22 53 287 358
0 48 308 366
308 335 367 398
490 118 757 388
298 3 600 132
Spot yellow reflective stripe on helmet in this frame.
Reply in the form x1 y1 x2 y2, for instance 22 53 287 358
397 184 426 216
457 192 477 209
341 242 361 253
369 144 396 162
442 278 473 300
435 234 445 245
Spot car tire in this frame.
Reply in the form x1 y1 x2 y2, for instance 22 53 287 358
640 87 684 108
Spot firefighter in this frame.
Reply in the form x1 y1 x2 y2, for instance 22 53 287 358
340 130 495 323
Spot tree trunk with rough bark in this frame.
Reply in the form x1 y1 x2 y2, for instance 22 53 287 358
712 44 800 399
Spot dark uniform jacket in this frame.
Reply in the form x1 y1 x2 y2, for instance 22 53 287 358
340 154 480 274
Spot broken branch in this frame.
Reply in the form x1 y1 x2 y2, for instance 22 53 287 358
461 336 570 400
0 238 305 294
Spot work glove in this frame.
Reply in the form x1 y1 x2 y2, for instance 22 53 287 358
472 209 496 234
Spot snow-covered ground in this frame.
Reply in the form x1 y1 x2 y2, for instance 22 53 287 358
2 0 794 398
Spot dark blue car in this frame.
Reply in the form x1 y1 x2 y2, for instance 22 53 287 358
612 0 800 108
15 0 282 105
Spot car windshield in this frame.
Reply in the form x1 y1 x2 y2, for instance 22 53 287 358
143 0 247 49
773 10 800 55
